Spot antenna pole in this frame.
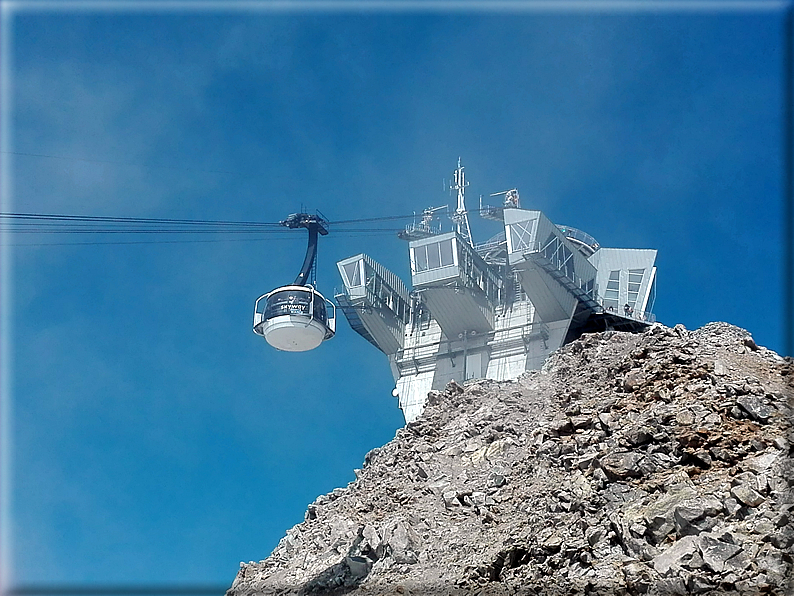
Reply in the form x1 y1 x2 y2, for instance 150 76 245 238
450 157 473 246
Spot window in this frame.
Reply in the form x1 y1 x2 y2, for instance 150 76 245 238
628 268 644 307
343 261 362 287
605 270 620 301
427 242 441 269
413 239 455 273
439 238 454 267
542 233 575 280
414 245 428 272
508 218 535 251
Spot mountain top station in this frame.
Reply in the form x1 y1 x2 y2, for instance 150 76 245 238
336 160 657 422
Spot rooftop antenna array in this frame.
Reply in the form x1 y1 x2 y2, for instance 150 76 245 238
480 188 520 222
449 157 473 246
398 205 446 241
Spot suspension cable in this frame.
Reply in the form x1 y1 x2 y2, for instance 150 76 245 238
0 206 499 246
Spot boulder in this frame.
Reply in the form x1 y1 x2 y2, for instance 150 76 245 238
599 451 645 480
730 484 765 507
697 534 741 573
736 395 772 422
652 535 699 575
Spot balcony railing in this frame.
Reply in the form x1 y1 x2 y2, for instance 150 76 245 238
599 299 656 324
521 241 599 306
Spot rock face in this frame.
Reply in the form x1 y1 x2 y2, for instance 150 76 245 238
228 323 793 595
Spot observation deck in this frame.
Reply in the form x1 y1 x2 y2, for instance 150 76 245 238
409 232 503 338
336 254 411 355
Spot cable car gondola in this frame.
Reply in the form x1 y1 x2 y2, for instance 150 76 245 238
253 213 336 352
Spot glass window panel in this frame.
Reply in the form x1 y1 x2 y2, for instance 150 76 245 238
543 234 558 261
508 219 534 251
609 270 621 281
343 262 361 286
628 283 641 292
605 289 619 299
509 225 524 251
629 268 645 275
414 246 428 272
439 239 454 267
427 242 441 269
607 281 619 290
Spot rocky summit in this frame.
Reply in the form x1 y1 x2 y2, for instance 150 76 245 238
227 323 793 596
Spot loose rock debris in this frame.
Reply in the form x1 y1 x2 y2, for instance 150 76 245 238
228 322 793 596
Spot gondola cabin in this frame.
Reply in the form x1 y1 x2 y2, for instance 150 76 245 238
252 212 335 352
253 285 335 352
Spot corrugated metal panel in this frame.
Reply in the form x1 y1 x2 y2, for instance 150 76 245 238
515 265 577 323
397 371 435 423
335 293 382 351
357 307 404 355
412 264 459 286
363 253 410 298
421 286 494 337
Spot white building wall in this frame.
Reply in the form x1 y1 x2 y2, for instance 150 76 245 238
396 371 435 423
588 248 657 314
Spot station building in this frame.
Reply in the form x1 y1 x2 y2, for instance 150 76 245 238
336 168 657 422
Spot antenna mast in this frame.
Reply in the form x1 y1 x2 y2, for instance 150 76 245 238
450 157 473 246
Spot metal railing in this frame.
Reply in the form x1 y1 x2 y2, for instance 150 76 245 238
474 236 507 253
555 224 600 252
598 298 656 324
335 283 410 324
521 241 598 303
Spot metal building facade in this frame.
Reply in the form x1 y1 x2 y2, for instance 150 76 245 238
336 205 658 423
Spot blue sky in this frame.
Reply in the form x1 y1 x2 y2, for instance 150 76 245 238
1 1 790 589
